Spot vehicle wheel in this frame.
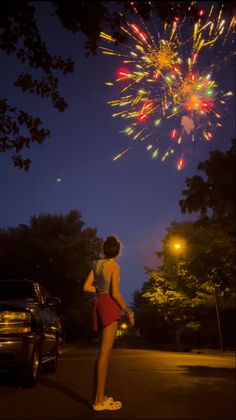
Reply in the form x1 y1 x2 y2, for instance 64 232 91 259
44 343 58 374
20 344 41 387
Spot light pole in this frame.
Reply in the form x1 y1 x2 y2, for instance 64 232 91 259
214 286 224 351
168 236 187 349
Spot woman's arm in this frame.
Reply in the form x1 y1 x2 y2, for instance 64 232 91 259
83 269 96 294
111 263 135 326
110 263 127 310
111 263 135 327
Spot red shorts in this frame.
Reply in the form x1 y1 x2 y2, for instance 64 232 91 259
93 293 122 332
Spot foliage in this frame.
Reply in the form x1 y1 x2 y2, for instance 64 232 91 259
0 210 102 337
132 268 195 344
159 219 236 304
140 270 190 321
1 2 235 169
179 139 236 220
133 218 235 345
177 140 236 306
133 140 236 346
0 1 73 169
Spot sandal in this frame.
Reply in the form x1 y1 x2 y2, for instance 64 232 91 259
92 397 122 411
105 396 113 401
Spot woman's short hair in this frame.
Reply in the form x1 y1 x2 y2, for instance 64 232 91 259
103 235 120 258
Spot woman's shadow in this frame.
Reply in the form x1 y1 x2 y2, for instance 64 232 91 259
40 376 91 410
0 370 92 412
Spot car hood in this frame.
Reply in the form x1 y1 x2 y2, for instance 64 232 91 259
0 299 39 312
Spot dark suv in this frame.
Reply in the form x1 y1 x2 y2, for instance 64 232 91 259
0 279 61 386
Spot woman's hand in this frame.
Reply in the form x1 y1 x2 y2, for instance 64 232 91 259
126 308 135 327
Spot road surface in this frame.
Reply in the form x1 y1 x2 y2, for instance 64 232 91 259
0 345 235 419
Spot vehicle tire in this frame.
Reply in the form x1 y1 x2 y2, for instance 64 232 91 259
19 344 41 387
43 342 59 374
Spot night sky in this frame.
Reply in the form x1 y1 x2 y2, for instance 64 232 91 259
1 2 235 304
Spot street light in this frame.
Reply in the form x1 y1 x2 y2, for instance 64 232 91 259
116 322 128 340
168 237 186 255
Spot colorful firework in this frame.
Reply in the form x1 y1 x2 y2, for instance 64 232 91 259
100 3 235 169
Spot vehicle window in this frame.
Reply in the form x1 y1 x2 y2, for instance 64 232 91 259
0 281 37 301
33 283 43 303
40 286 50 304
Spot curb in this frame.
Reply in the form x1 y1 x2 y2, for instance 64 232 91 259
191 348 235 357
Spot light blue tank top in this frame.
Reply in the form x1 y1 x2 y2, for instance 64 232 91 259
93 258 115 294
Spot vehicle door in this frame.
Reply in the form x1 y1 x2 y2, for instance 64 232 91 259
35 284 60 356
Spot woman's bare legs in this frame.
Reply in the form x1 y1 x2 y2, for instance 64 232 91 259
93 321 118 404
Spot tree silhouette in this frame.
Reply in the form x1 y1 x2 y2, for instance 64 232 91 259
0 210 102 338
179 139 236 221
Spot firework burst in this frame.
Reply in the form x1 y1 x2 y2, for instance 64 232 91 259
100 3 235 169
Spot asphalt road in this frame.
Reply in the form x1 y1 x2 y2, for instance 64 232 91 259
0 345 235 420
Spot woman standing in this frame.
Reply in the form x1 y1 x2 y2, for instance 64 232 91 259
83 235 135 411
